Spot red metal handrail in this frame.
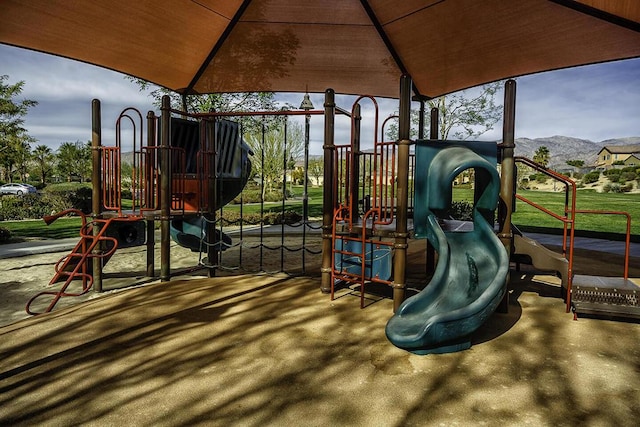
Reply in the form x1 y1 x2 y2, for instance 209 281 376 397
570 209 632 280
515 156 577 312
514 157 633 313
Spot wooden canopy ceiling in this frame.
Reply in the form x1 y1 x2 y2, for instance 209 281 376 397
1 0 639 99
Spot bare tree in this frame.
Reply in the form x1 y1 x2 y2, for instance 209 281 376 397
245 120 304 198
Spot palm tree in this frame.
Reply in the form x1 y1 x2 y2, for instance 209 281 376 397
533 146 551 168
32 144 54 186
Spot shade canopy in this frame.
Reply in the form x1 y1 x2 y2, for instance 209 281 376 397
1 0 639 99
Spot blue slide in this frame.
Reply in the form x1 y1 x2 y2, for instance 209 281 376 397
386 141 509 354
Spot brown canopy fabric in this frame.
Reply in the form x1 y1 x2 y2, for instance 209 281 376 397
1 0 639 99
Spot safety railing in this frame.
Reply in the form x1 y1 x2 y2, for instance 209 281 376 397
514 156 632 313
570 209 632 280
26 209 119 315
101 146 123 213
515 157 577 312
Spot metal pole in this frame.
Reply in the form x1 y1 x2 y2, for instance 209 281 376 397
91 99 103 293
426 106 439 273
146 110 156 277
351 104 361 221
320 89 336 293
302 111 311 273
160 95 171 282
497 79 517 313
498 80 516 250
207 118 218 278
392 75 412 312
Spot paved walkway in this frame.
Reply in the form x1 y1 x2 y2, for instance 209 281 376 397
524 232 640 257
2 229 637 259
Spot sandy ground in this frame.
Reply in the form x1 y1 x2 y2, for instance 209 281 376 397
0 234 323 327
1 235 639 425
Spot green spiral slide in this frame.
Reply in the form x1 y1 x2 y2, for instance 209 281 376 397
386 141 509 354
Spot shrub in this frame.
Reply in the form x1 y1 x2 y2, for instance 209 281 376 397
582 171 600 184
0 226 11 243
620 171 637 182
232 188 288 204
219 209 302 226
43 183 92 213
535 174 548 184
0 194 63 220
602 183 622 193
447 201 473 221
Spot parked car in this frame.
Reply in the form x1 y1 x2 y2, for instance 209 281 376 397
0 183 38 196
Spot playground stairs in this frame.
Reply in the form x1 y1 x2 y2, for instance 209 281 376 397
331 230 393 308
510 226 640 320
512 232 569 286
571 275 640 319
26 214 129 315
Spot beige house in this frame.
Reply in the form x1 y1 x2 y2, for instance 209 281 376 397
595 144 640 170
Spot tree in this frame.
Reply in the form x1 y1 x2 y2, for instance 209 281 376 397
13 138 32 182
32 144 55 186
533 146 551 168
566 159 584 168
308 158 323 186
129 77 283 132
244 120 305 198
56 141 91 182
0 75 38 182
386 81 503 141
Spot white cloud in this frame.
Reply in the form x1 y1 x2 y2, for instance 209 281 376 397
2 44 639 153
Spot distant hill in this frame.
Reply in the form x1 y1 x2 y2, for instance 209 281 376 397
121 136 640 170
513 136 640 169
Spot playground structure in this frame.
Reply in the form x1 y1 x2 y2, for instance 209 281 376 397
326 78 636 354
26 78 637 354
26 98 326 314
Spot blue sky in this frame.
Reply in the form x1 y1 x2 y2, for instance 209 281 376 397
2 43 639 155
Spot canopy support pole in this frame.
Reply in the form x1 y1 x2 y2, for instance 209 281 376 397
497 79 517 313
392 75 412 312
160 95 171 282
320 89 336 293
91 99 103 293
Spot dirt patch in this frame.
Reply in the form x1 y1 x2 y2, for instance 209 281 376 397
0 234 323 327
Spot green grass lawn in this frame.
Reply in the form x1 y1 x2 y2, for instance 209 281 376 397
452 187 640 236
1 217 85 240
224 186 325 217
2 186 639 241
513 189 640 236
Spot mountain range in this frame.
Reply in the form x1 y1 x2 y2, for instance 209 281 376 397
123 136 640 170
512 136 640 169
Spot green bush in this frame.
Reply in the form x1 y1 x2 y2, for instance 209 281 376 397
0 226 11 243
219 209 302 226
602 183 621 193
0 194 62 220
536 174 548 184
582 171 600 184
233 188 287 204
620 171 637 182
0 183 94 221
43 183 92 213
447 201 473 221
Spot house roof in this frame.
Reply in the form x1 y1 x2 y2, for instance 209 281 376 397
598 144 640 155
1 0 640 99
